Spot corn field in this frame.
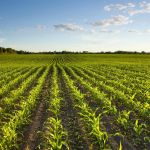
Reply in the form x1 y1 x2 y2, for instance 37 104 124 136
0 54 150 150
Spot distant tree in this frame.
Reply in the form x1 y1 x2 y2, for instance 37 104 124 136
0 47 16 54
83 51 89 54
0 46 149 54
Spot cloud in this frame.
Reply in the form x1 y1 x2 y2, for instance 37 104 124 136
100 29 113 33
100 29 120 34
92 15 132 27
16 25 47 33
89 29 96 34
128 29 139 33
128 29 150 34
104 3 135 11
104 1 150 16
128 29 142 35
144 29 150 33
128 9 145 16
36 25 47 31
139 1 148 7
54 23 84 32
128 2 150 16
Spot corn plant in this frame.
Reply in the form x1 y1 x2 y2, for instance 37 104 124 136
60 65 109 149
0 66 49 150
117 110 131 130
42 117 68 150
0 67 36 98
0 67 42 121
133 119 146 136
119 141 123 150
40 65 69 149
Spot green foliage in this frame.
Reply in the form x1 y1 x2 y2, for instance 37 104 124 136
0 54 150 149
119 141 123 150
133 120 146 136
42 117 68 150
117 111 131 130
0 67 49 149
40 65 69 149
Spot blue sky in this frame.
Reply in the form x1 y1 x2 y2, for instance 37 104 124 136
0 0 150 52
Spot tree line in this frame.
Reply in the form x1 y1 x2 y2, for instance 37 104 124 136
0 47 149 54
0 47 31 54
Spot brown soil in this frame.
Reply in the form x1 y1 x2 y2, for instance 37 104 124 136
20 67 52 150
58 66 92 150
65 66 138 150
22 100 46 150
0 67 45 124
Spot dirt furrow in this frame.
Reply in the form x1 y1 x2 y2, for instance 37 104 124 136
58 66 93 150
64 66 137 150
21 67 52 150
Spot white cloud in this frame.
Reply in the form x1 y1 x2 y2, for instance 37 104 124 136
128 1 150 16
128 29 139 33
144 29 150 33
89 29 96 34
128 9 145 16
36 25 47 31
16 25 47 33
104 1 150 16
139 1 148 7
128 29 150 34
104 3 135 11
100 29 120 34
128 7 150 16
92 15 132 27
100 28 113 33
84 28 120 35
54 23 84 32
128 29 142 35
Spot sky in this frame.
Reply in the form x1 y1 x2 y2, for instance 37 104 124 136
0 0 150 52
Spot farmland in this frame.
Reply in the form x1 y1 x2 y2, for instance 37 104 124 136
0 54 150 150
